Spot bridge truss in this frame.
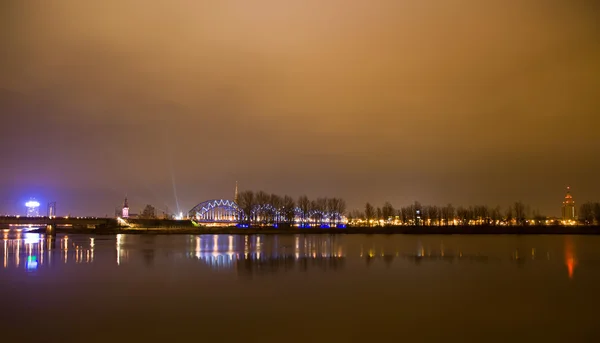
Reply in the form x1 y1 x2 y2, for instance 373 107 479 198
188 199 241 223
188 199 347 227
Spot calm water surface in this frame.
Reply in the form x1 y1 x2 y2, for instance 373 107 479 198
1 231 599 342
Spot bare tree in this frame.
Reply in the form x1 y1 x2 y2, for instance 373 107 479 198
514 202 526 226
238 191 255 224
336 199 347 224
594 203 600 225
532 209 545 224
282 195 295 224
348 209 363 223
505 206 513 226
428 206 440 226
382 202 395 225
490 206 502 225
298 195 310 226
365 202 375 227
399 207 410 225
314 197 328 225
579 202 595 225
270 194 282 224
140 205 156 219
444 204 455 226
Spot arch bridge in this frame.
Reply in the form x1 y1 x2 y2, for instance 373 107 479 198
188 199 241 223
188 199 347 227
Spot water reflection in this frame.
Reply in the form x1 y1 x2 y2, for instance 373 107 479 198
565 236 576 279
1 231 94 269
0 232 588 280
189 235 345 275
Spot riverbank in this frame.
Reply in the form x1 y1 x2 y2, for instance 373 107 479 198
31 225 600 235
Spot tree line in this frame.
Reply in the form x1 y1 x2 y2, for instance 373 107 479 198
236 190 346 226
348 201 548 226
579 202 600 225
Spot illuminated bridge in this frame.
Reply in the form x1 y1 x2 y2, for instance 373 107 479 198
188 199 241 223
188 199 346 227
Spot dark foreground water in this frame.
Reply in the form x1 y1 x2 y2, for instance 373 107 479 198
1 231 599 342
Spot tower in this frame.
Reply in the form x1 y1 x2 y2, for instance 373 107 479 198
561 187 576 222
47 202 56 218
25 199 40 217
122 196 130 218
234 181 239 204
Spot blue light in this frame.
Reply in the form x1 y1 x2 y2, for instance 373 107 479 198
237 223 249 228
320 224 330 229
273 224 278 228
336 224 347 229
26 256 38 270
25 200 40 208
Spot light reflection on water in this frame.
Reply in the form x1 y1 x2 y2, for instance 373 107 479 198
2 232 600 341
1 231 95 269
0 232 595 280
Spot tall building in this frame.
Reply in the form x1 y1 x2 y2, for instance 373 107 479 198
234 181 239 204
561 187 576 222
122 196 129 218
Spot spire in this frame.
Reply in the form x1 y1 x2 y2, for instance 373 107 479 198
564 186 573 200
234 181 239 204
122 195 130 218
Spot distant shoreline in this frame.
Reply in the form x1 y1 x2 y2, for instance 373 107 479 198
31 225 600 235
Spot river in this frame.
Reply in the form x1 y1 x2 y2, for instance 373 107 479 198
1 231 599 342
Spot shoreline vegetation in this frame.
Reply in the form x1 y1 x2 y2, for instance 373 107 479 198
33 225 600 235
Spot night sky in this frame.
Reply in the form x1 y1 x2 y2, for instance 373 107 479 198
1 1 599 217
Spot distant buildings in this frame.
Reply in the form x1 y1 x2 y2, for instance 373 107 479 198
562 187 576 222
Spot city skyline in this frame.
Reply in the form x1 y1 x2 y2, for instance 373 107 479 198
1 1 599 217
1 185 591 219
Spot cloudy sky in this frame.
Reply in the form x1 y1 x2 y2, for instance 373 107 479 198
1 0 599 216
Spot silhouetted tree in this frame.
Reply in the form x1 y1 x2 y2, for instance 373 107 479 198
505 207 513 225
237 191 255 224
514 202 526 226
365 202 375 227
348 209 363 223
270 194 282 224
594 203 600 225
255 191 271 224
327 198 346 225
282 195 295 224
456 206 468 225
140 205 156 219
336 199 347 224
473 205 489 225
532 210 545 224
428 206 440 226
579 202 595 225
400 207 411 225
442 204 455 226
490 206 502 225
298 195 310 225
382 202 395 224
314 197 328 225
